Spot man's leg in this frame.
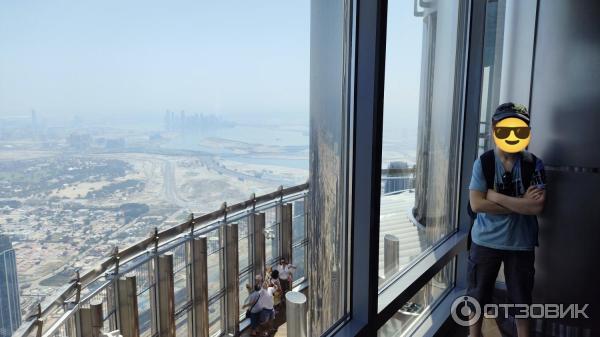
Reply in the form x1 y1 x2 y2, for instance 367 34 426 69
281 279 289 293
466 243 503 337
503 249 535 337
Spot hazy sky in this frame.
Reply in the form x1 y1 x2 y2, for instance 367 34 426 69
0 0 422 131
0 1 310 125
383 0 423 141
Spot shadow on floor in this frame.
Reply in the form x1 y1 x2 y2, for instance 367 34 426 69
240 303 290 337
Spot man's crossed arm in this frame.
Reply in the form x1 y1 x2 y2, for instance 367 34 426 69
469 186 545 216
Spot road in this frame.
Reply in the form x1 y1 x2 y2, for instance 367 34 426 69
161 159 194 209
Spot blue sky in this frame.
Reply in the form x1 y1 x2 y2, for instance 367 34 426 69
0 1 310 125
0 0 422 131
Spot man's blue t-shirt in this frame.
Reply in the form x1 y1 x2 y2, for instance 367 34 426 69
469 151 545 251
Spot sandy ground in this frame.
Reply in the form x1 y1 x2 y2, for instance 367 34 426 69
2 148 309 314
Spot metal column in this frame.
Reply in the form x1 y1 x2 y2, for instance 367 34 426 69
285 292 307 337
252 213 266 280
78 300 104 337
280 203 293 264
224 223 239 336
187 237 209 337
116 276 139 337
383 234 400 280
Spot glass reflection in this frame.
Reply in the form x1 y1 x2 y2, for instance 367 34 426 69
292 199 306 242
377 260 455 336
264 209 280 264
292 244 306 282
379 0 464 288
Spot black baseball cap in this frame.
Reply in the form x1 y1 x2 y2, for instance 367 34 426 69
492 102 530 125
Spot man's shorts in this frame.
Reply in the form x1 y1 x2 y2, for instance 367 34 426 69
260 308 275 323
250 311 261 328
466 242 535 315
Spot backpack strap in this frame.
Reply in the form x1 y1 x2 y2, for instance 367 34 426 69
480 149 496 190
467 149 496 250
520 152 537 189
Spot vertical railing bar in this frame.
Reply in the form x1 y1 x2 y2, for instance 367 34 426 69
111 247 121 332
151 228 161 337
188 214 196 337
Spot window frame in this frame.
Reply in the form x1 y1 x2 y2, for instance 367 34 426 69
322 0 490 336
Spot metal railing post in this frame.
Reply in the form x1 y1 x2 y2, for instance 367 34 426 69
75 309 88 337
384 234 400 280
109 248 121 332
224 223 239 336
280 203 293 264
156 253 175 337
78 300 103 337
149 229 160 337
187 236 209 337
90 301 104 337
252 213 266 281
116 276 139 337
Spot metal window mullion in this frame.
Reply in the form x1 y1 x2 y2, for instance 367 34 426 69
455 0 488 292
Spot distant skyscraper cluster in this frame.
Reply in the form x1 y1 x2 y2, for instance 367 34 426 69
383 161 415 194
0 235 21 337
163 110 234 133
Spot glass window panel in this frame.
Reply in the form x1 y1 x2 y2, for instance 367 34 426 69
173 268 188 311
379 0 465 289
207 249 224 297
292 199 306 243
206 228 221 255
208 299 222 336
238 217 250 238
239 234 252 272
175 312 188 337
377 260 455 336
479 0 507 155
265 223 280 264
292 244 306 282
137 288 153 337
238 271 253 320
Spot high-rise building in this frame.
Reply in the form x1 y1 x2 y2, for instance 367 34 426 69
0 235 21 337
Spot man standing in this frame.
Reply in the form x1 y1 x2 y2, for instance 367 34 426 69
468 103 546 337
242 284 263 337
274 258 296 294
